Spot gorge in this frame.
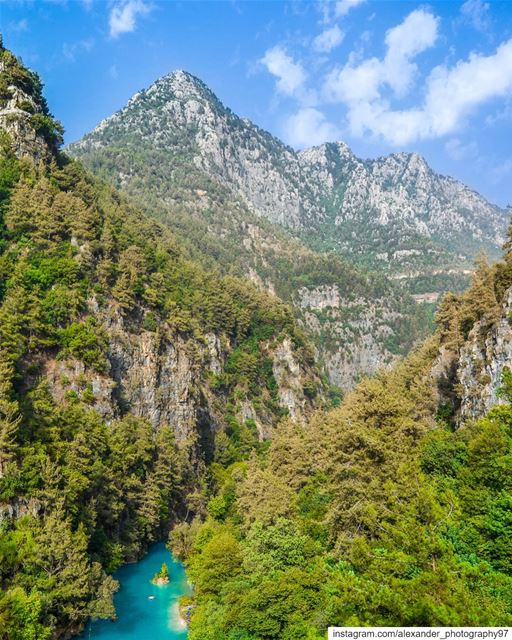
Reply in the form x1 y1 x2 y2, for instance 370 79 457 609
0 33 512 640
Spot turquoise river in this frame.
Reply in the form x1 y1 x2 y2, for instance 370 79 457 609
81 543 191 640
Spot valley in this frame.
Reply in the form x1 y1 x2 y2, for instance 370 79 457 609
0 29 512 640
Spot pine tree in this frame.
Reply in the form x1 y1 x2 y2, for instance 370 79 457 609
5 175 59 244
463 252 498 327
0 356 20 478
436 292 462 350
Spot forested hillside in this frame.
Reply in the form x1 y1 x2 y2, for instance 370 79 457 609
171 243 512 636
0 43 323 639
1 39 512 640
69 69 508 299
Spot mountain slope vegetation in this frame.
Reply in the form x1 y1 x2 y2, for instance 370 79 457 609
172 243 512 637
69 71 508 293
1 42 512 640
0 43 323 639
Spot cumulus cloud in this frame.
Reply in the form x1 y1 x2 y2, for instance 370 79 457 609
259 5 512 152
383 8 439 96
324 56 381 104
321 6 512 146
284 107 341 148
348 38 512 145
260 46 307 97
460 0 491 32
324 9 439 105
422 40 512 135
109 0 151 38
319 0 365 25
313 25 344 53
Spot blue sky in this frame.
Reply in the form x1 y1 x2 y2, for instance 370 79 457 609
1 0 512 206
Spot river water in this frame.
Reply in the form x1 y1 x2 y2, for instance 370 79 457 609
81 542 190 640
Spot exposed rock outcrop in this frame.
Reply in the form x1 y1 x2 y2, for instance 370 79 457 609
0 497 42 523
295 286 399 388
457 289 512 422
0 58 51 161
42 304 318 447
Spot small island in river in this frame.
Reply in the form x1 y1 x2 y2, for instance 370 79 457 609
151 562 170 586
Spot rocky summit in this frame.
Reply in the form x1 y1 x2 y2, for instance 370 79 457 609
69 70 509 297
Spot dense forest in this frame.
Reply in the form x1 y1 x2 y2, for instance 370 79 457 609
1 40 512 640
171 252 512 636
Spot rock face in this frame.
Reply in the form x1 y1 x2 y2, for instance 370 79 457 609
0 497 41 523
0 58 51 162
271 337 306 421
295 285 399 388
457 289 512 422
69 70 508 296
300 145 507 283
42 302 317 447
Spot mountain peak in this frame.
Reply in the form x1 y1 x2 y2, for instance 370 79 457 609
154 69 205 90
69 67 508 295
133 68 223 110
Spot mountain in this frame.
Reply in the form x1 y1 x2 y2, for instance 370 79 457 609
69 70 509 297
0 44 324 638
2 45 512 637
68 71 435 390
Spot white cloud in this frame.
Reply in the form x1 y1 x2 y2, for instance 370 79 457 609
383 8 439 96
258 4 512 155
335 0 366 18
321 9 512 145
284 107 341 148
319 0 365 24
423 40 512 135
324 9 439 107
313 25 344 53
460 0 491 32
335 36 512 145
109 0 151 39
324 56 381 103
260 46 307 97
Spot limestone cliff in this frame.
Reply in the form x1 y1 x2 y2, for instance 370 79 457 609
67 71 431 391
0 46 61 161
457 289 512 422
69 70 508 297
41 300 317 450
